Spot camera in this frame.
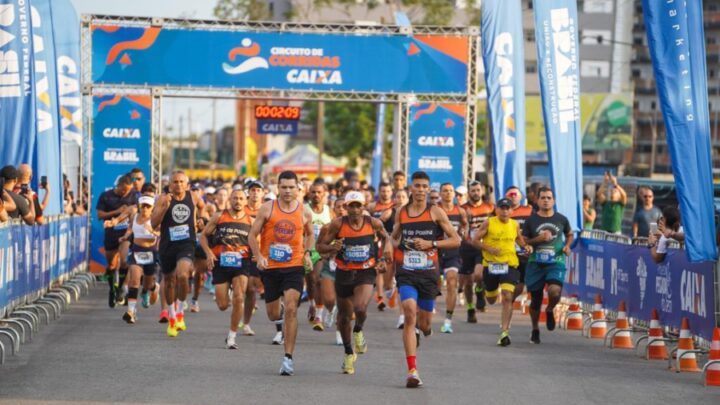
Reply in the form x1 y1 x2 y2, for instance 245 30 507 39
20 184 29 195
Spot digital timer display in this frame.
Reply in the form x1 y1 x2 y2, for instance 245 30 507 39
254 105 301 120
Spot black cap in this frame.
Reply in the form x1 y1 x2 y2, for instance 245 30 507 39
1 165 18 181
247 181 264 190
496 198 513 208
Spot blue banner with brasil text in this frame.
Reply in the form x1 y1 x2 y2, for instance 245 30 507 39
533 0 583 232
91 26 469 94
407 104 466 190
89 95 151 273
481 0 526 200
642 0 717 262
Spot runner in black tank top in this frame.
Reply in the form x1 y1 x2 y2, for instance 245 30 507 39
438 183 468 334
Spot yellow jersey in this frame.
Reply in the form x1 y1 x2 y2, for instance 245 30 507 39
481 216 519 268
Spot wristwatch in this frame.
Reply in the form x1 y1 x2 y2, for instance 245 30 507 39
432 240 438 248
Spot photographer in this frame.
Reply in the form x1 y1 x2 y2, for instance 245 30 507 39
647 206 684 263
1 165 36 225
15 164 49 224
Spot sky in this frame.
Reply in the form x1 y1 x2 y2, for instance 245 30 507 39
70 0 236 137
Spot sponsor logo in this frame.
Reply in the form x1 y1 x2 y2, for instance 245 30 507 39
273 219 296 243
636 256 648 308
171 204 191 224
492 32 517 153
544 7 580 133
222 38 269 75
655 263 672 313
260 122 294 133
103 127 140 139
680 270 706 317
418 157 452 170
610 257 628 296
418 136 455 147
103 148 139 163
585 255 604 289
565 251 579 285
0 3 32 98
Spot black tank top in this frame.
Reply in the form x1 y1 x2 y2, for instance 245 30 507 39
160 192 196 249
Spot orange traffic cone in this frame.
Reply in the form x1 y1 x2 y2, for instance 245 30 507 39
674 317 701 372
611 301 633 349
566 295 583 331
538 290 549 323
705 327 720 386
647 308 668 360
590 294 607 339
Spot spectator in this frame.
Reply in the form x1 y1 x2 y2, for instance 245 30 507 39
16 164 49 224
648 206 684 263
1 165 36 225
392 170 406 191
632 186 662 238
429 189 440 205
455 185 468 206
596 172 627 234
526 182 542 211
129 168 145 197
582 194 596 230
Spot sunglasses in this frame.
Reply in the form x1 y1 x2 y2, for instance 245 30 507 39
507 192 518 197
140 204 153 209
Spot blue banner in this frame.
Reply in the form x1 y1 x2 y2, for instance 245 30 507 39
481 0 526 200
90 95 151 273
407 103 466 190
642 1 718 262
256 119 298 135
91 27 469 94
371 99 387 189
533 1 583 231
30 0 62 215
0 216 88 311
50 0 82 146
0 1 37 168
565 238 716 341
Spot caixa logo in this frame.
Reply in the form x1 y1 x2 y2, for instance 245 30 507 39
103 128 141 139
418 136 455 147
680 270 706 317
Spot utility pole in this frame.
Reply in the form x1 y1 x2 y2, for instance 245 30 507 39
317 101 325 179
188 108 195 171
211 100 218 180
178 115 184 168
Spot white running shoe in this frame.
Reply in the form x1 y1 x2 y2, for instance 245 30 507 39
272 331 284 345
242 324 255 336
226 334 238 349
324 306 337 329
335 330 343 346
397 315 405 329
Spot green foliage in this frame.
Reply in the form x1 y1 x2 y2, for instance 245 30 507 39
214 0 270 20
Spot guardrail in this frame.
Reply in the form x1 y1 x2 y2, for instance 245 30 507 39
0 215 93 364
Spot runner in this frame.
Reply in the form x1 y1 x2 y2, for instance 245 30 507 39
96 175 137 308
472 198 532 346
241 180 265 338
438 183 467 334
199 189 253 349
505 186 534 300
151 171 206 337
368 182 394 311
119 195 161 324
306 182 334 331
317 191 392 374
459 181 494 322
391 171 460 388
387 189 409 329
248 171 315 376
522 187 573 344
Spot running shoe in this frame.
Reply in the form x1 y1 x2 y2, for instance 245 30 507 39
397 315 405 330
388 288 398 309
176 315 187 331
497 330 511 347
335 331 343 346
324 306 337 329
440 319 453 334
353 331 368 354
242 324 255 336
279 357 294 376
158 309 169 323
108 286 116 309
545 309 556 331
307 305 316 323
312 317 324 332
467 308 477 323
149 284 159 305
141 291 150 309
167 323 178 338
341 353 357 375
406 369 423 388
530 329 541 344
190 299 200 313
272 331 284 345
115 285 127 306
122 310 136 324
226 335 238 350
376 295 386 311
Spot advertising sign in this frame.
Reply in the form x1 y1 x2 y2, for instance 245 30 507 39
407 103 466 190
91 26 469 94
89 95 152 273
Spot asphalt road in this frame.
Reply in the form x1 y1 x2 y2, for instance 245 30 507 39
0 283 718 405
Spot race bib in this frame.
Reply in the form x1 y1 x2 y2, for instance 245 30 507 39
114 220 129 231
269 243 293 262
220 252 243 268
343 245 371 262
133 251 154 265
169 225 190 242
470 228 479 240
329 259 337 272
488 263 509 275
403 251 431 271
313 224 322 240
536 248 556 264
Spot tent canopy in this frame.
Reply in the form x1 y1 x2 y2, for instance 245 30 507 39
263 144 345 176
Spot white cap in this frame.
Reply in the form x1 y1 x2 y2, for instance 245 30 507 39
138 196 155 206
455 185 468 195
344 191 365 205
264 192 277 201
204 186 216 194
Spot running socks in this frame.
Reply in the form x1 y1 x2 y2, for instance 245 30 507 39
352 324 363 333
275 319 284 332
285 353 293 360
127 288 139 312
344 344 353 355
446 310 453 320
228 330 237 339
406 355 417 371
467 303 475 310
168 302 177 326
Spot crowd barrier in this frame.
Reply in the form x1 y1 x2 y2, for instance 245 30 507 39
0 215 93 364
565 230 718 341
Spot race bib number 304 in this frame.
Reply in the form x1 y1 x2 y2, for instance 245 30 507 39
220 252 243 268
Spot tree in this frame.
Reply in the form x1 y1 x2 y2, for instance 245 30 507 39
214 0 270 20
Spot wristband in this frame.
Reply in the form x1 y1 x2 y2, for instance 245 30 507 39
432 240 438 248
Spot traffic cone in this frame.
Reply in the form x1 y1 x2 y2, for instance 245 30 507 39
705 327 720 386
611 301 633 349
566 295 583 331
590 294 607 339
647 308 668 360
538 290 549 323
675 317 701 372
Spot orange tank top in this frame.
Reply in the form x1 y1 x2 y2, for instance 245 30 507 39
260 200 305 269
393 206 441 272
335 216 377 271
